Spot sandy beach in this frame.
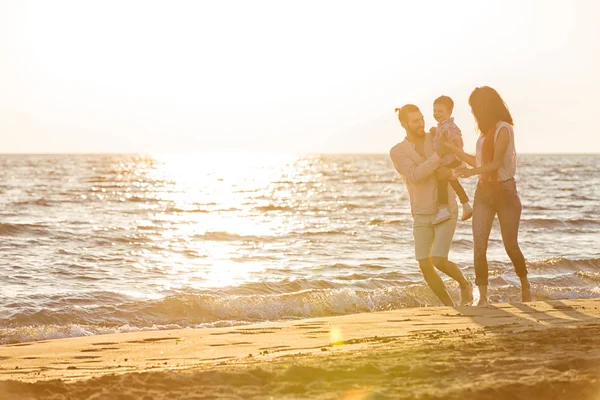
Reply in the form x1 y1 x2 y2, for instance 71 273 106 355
2 298 600 399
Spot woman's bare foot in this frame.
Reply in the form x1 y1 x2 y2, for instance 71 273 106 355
460 282 474 306
477 298 490 307
521 279 532 302
476 285 489 307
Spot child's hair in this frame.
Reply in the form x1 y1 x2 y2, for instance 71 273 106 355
394 104 420 124
433 95 454 113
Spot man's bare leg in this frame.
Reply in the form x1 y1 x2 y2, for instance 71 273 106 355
418 258 454 306
432 256 474 306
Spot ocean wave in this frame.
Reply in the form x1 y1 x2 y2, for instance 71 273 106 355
212 272 410 296
353 179 399 184
553 194 596 201
86 176 114 183
252 204 374 213
452 239 473 247
367 219 405 226
523 205 552 211
522 218 600 228
3 275 600 344
320 263 389 270
0 323 145 345
194 231 275 242
165 207 210 213
254 205 294 212
485 282 600 304
125 196 164 203
293 230 347 237
0 322 246 345
88 184 139 190
341 203 371 210
0 223 49 236
12 198 53 207
527 257 600 271
575 271 600 283
0 286 436 343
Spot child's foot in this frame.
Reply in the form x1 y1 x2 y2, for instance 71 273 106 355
461 202 473 221
433 207 451 225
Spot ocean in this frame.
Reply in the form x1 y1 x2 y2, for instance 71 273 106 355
1 153 599 344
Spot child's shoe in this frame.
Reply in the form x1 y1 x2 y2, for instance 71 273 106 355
433 207 451 225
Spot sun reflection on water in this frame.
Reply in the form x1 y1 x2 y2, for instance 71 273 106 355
139 152 302 290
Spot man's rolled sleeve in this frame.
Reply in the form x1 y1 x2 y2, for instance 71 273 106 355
390 148 442 184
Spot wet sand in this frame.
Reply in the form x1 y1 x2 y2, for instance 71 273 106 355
2 299 600 399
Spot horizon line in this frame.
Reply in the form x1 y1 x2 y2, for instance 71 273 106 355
0 152 599 156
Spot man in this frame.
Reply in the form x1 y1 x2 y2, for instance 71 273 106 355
390 104 473 306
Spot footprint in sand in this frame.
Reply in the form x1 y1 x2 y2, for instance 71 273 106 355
199 356 236 362
212 328 283 335
302 330 329 335
82 347 119 352
293 322 327 329
409 329 441 334
126 337 180 344
258 345 290 351
209 341 253 347
234 329 282 335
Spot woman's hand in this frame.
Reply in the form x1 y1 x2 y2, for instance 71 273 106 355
440 130 458 153
454 167 475 178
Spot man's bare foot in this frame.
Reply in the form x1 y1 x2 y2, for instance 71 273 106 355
460 282 474 306
521 282 532 302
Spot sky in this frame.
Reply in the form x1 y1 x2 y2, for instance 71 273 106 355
1 0 599 154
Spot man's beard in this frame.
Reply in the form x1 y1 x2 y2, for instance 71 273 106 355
408 127 426 137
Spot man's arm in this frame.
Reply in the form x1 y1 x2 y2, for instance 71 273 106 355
390 146 442 183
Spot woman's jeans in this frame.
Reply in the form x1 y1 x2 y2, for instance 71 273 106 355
472 178 528 286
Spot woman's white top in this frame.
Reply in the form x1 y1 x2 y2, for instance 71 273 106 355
476 121 517 181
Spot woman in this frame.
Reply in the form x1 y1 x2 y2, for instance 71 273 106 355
442 86 532 305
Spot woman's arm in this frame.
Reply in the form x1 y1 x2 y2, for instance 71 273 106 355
460 128 510 177
441 131 477 167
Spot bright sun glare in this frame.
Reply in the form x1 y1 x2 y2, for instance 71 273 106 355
141 152 300 289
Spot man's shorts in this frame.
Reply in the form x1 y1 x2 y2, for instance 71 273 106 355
412 213 458 261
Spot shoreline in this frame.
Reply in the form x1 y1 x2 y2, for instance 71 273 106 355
2 298 600 399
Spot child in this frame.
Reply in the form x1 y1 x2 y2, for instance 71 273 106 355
430 95 473 224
